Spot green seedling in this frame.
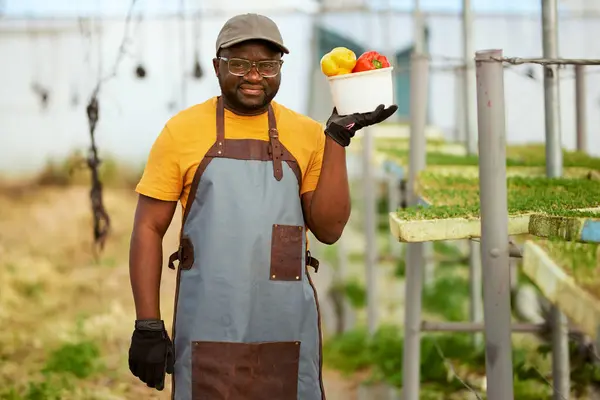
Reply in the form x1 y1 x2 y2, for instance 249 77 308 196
534 239 600 298
382 144 600 170
398 174 600 221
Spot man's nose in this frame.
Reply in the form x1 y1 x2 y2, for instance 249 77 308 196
245 66 262 82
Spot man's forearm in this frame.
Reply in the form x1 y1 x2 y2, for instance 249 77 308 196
308 136 351 244
129 227 164 320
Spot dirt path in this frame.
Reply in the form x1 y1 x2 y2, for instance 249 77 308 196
0 185 357 399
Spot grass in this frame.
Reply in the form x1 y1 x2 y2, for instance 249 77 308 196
397 173 600 221
535 239 600 299
323 325 558 398
32 150 143 189
0 175 181 399
42 339 103 379
0 337 104 400
1 375 72 400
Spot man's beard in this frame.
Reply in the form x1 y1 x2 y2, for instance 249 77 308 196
219 80 278 113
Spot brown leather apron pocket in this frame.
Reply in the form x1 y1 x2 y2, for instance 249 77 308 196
191 340 300 400
270 224 303 281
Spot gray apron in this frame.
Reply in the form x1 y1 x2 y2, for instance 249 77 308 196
167 96 324 400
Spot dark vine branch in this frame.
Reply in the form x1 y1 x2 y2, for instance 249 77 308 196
85 0 139 255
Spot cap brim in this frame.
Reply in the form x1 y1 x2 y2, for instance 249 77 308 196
220 36 290 54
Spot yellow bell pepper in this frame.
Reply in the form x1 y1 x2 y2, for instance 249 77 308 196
320 47 357 77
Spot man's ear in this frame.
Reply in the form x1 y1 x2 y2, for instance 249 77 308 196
212 58 219 77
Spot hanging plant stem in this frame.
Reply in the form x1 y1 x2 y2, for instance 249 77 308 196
85 96 110 253
84 0 140 255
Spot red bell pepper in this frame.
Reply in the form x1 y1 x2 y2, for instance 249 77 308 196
352 51 390 72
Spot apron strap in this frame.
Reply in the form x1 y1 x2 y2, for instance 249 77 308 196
216 97 225 156
267 105 283 181
169 246 319 273
168 236 194 270
215 96 284 182
306 250 320 273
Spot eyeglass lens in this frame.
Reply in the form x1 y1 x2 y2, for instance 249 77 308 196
228 58 281 77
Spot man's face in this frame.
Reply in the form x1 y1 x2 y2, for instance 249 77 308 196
213 40 282 113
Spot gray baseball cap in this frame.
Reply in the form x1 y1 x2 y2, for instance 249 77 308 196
215 13 289 55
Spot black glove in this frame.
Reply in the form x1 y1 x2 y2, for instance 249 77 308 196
128 319 174 391
324 104 399 147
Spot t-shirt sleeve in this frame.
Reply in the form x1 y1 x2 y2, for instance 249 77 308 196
300 125 326 195
135 124 182 202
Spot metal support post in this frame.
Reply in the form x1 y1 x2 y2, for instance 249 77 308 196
423 242 435 287
551 307 571 398
469 241 483 347
542 0 563 177
454 67 465 143
362 127 377 336
463 0 483 349
597 332 600 372
462 0 477 155
575 65 587 153
402 52 429 400
475 49 514 400
413 0 424 54
387 173 401 258
542 0 570 397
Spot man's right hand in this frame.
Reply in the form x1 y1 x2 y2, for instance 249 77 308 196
128 319 175 391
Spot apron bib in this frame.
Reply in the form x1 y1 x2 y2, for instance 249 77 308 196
167 97 324 400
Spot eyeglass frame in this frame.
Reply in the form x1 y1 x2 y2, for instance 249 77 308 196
216 56 284 78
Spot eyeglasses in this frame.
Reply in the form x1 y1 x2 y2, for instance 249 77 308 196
218 57 283 78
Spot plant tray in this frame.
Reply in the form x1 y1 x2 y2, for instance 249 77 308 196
420 165 598 180
389 209 530 242
522 240 600 344
529 213 600 243
390 174 600 242
375 140 466 155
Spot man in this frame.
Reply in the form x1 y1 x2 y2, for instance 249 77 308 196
127 13 397 400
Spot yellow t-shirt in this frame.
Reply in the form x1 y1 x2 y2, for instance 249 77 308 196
135 96 326 213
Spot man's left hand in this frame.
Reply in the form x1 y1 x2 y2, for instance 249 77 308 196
324 104 398 147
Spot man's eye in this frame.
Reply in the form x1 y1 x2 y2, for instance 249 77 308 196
229 60 249 71
261 62 278 69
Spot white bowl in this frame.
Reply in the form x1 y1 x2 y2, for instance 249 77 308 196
326 66 394 115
